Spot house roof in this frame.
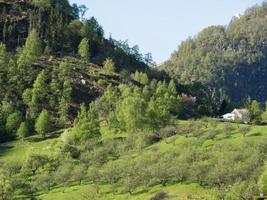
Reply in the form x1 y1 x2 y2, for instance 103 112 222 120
232 109 250 116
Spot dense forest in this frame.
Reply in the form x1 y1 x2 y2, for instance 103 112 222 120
1 0 267 200
161 2 267 105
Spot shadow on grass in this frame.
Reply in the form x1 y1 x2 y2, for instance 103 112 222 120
248 132 262 137
25 131 62 143
0 144 14 157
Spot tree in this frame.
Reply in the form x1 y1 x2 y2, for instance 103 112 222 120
239 126 251 137
78 38 90 61
103 58 115 73
58 80 72 127
5 111 23 136
29 70 49 118
17 122 29 139
73 164 86 184
0 43 8 99
116 87 147 133
35 109 51 138
72 103 101 143
247 100 263 124
17 29 42 67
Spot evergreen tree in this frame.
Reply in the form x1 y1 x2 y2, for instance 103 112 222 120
78 38 90 61
5 111 23 136
103 58 115 73
17 29 42 67
29 71 49 118
0 43 8 98
73 103 100 143
59 80 72 127
35 109 51 138
17 122 30 138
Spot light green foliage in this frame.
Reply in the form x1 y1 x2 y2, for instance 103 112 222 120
246 98 263 123
29 71 49 118
78 38 90 61
0 43 8 98
72 103 101 143
17 29 42 67
259 164 267 195
5 111 23 136
35 109 51 138
103 58 115 73
131 71 149 85
59 80 72 127
30 0 51 7
0 172 13 200
16 122 29 138
116 86 147 133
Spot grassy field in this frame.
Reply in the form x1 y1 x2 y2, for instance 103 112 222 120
1 120 267 199
40 183 216 200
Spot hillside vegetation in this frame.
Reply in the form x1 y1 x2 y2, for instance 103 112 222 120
161 2 267 105
1 0 267 200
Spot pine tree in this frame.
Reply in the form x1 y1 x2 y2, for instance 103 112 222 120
17 122 29 138
59 80 72 127
0 43 8 99
35 109 51 138
5 111 23 136
73 103 100 143
17 29 42 67
78 38 90 61
103 58 115 73
29 71 49 118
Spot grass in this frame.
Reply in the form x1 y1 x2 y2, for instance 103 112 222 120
2 119 267 199
0 134 59 163
40 183 216 200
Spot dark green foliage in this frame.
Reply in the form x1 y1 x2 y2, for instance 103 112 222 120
161 3 267 104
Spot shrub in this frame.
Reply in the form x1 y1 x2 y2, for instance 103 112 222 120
150 192 169 200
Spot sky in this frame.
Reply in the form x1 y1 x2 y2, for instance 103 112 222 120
69 0 264 64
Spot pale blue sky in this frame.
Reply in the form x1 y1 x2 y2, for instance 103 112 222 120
69 0 264 64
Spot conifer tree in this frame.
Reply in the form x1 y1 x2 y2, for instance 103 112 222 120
78 38 90 61
17 122 29 138
73 103 100 143
18 29 42 67
0 43 8 98
103 58 115 73
29 71 49 118
59 80 72 127
5 111 23 136
35 109 51 138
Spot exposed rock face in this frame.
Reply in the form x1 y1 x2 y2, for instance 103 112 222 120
0 0 32 50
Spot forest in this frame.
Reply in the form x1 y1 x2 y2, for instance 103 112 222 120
0 0 267 200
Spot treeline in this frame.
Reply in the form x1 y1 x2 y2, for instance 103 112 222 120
161 2 267 105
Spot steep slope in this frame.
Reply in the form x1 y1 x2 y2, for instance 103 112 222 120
161 2 267 105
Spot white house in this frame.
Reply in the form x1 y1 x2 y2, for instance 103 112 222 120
222 109 250 123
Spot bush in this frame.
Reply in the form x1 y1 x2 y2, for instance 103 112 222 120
150 192 169 200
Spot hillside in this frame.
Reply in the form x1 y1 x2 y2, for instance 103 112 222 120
161 2 267 106
1 119 267 199
1 1 267 200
